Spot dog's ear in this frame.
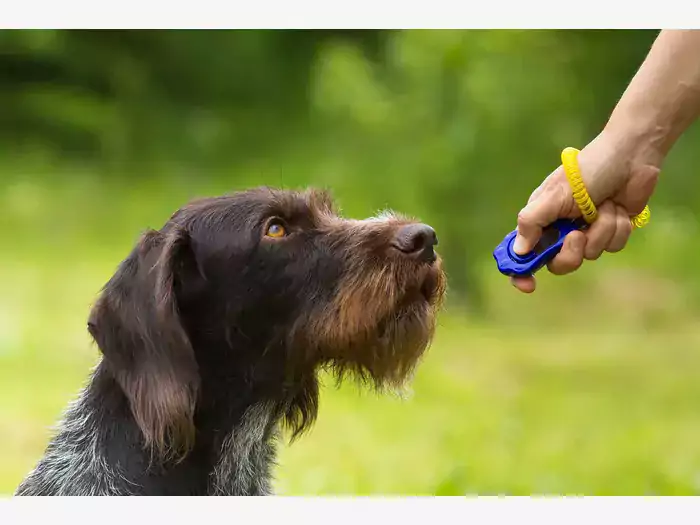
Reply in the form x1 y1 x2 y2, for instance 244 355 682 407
87 225 201 460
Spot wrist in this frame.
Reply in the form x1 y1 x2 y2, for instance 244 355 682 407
602 116 667 172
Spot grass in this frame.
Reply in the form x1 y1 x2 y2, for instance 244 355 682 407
276 320 700 495
3 171 700 495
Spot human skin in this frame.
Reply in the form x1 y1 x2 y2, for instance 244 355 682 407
512 29 700 293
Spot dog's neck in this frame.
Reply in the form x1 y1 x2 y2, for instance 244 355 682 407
16 359 285 496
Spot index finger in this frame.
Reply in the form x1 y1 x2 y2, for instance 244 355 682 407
513 171 575 255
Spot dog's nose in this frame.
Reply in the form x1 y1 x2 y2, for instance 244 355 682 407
392 223 438 263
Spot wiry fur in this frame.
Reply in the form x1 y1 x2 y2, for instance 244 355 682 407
16 187 446 496
17 375 139 496
208 402 278 496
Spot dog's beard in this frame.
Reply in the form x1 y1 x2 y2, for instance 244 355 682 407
326 300 437 393
297 257 446 392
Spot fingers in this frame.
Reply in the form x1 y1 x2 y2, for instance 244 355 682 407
546 230 586 275
511 275 536 293
607 204 633 253
546 202 626 276
510 229 586 292
512 202 634 292
513 169 573 255
582 201 633 258
583 200 617 260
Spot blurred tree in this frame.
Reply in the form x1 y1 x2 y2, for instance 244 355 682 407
0 30 384 169
306 30 661 307
5 29 688 307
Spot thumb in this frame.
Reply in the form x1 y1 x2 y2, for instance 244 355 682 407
513 172 576 255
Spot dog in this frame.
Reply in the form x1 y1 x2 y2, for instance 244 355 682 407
15 187 446 496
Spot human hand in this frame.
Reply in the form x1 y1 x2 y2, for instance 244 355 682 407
511 130 660 293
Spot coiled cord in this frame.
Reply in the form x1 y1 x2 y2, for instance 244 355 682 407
560 147 651 229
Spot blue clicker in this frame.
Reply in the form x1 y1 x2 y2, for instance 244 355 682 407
493 218 587 277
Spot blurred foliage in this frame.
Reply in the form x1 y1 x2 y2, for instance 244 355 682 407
3 29 700 495
6 29 698 308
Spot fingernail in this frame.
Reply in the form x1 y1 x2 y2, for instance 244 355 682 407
513 236 527 254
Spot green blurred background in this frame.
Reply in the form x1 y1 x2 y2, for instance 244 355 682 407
3 29 700 496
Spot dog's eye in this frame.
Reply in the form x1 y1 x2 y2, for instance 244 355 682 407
265 222 287 238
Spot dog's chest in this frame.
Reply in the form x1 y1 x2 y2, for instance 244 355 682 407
207 406 279 495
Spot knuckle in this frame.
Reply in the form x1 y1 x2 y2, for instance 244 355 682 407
516 209 532 228
599 207 616 226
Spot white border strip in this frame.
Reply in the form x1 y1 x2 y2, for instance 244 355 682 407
3 496 700 524
1 1 699 29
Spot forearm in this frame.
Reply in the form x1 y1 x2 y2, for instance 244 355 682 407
604 30 700 166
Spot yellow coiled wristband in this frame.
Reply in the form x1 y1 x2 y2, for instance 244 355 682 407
560 147 651 229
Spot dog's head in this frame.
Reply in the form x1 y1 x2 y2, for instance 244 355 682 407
88 187 446 458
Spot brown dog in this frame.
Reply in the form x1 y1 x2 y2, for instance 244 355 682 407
16 187 446 496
